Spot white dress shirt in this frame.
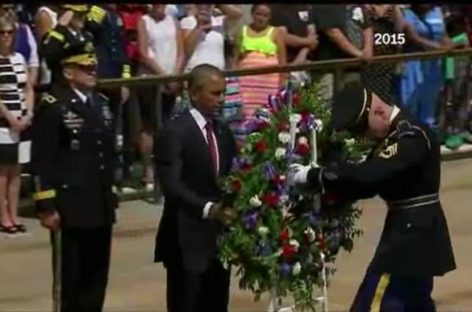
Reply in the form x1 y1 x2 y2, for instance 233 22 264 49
72 88 88 104
390 105 400 122
189 108 220 219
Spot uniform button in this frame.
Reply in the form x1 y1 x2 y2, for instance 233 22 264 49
406 223 412 229
97 140 102 145
100 165 105 170
99 152 104 158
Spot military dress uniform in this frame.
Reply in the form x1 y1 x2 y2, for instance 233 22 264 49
87 5 132 183
40 5 104 86
294 82 456 311
31 46 118 312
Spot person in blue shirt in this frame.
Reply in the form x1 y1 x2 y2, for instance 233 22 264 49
397 5 452 130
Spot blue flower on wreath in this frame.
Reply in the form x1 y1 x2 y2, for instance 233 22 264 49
255 242 272 257
302 212 321 227
262 161 277 180
279 262 292 278
242 210 259 230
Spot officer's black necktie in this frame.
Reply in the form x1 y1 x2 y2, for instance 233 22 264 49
86 92 95 108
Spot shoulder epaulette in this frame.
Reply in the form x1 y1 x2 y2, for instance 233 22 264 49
41 93 57 105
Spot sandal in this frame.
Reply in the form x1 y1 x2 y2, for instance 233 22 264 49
13 223 27 233
0 224 18 234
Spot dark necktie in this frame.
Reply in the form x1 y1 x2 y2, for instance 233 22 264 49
204 119 218 174
86 92 95 108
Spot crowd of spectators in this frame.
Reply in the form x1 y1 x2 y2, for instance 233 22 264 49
1 3 472 234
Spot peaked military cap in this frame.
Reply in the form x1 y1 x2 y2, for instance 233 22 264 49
60 4 89 13
331 81 372 133
61 40 97 66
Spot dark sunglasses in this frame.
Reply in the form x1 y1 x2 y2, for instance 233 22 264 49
76 64 97 73
0 29 14 36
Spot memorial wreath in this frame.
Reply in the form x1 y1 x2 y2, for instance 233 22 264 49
218 83 368 311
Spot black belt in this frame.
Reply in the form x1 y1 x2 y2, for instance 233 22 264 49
387 193 439 211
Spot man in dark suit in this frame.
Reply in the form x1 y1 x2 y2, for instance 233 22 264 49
154 64 238 312
287 82 456 311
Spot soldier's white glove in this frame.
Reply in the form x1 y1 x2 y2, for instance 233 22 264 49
286 164 313 186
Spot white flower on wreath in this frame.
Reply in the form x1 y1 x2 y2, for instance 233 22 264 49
258 226 269 236
304 227 316 242
249 195 262 207
289 239 300 251
279 194 289 205
289 113 302 124
298 136 309 145
292 262 302 275
278 132 291 144
275 147 286 160
313 118 324 132
344 138 356 147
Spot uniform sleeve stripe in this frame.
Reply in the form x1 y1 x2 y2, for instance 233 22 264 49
370 273 390 312
33 189 57 201
87 14 105 23
47 30 64 42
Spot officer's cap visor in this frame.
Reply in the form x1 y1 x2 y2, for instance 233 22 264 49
61 53 97 67
61 5 89 13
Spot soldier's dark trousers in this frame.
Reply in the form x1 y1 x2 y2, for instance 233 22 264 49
51 227 112 312
350 271 436 312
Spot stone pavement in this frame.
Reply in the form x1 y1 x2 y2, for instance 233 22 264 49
2 159 472 311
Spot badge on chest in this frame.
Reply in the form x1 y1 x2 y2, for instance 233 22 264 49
63 110 84 130
101 104 113 127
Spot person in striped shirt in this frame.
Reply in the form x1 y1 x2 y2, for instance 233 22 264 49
0 15 34 235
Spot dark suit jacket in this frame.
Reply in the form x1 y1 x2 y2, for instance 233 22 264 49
154 109 237 273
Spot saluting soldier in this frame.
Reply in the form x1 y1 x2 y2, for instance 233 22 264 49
30 41 118 312
85 3 132 184
40 4 105 86
287 82 456 312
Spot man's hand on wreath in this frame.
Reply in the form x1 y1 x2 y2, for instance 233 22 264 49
208 202 237 227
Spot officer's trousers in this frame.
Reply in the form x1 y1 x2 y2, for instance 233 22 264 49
350 270 436 312
51 227 112 312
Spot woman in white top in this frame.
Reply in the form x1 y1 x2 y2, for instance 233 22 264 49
180 4 243 71
137 4 184 187
0 16 34 235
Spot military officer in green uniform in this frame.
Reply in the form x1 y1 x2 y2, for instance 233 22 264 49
31 41 118 312
287 82 456 312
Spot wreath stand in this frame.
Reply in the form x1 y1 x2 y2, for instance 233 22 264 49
267 118 328 312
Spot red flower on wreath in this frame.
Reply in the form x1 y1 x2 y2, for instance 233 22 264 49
231 179 242 192
322 191 345 205
293 94 301 107
316 235 326 250
257 121 270 132
240 163 252 172
300 110 311 121
279 229 289 242
295 142 310 156
254 140 267 154
277 122 289 132
282 244 297 259
271 175 285 186
262 193 279 207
